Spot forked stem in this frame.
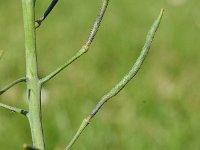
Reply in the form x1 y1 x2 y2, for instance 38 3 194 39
40 0 109 85
65 9 164 150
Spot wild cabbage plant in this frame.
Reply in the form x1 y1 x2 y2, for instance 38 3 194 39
0 0 163 149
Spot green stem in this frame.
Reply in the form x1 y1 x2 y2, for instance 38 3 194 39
35 0 59 28
22 0 44 149
40 0 109 85
0 102 28 117
0 77 27 95
40 45 88 84
65 9 164 150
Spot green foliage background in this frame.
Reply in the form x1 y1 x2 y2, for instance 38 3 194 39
0 0 200 149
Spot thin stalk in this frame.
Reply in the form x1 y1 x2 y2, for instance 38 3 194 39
65 9 164 150
0 77 27 95
22 0 44 149
35 0 59 28
0 102 28 117
40 45 88 84
40 0 109 85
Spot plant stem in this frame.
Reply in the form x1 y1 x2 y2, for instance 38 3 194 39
0 102 28 116
0 77 27 95
22 0 44 149
65 9 164 150
40 0 109 85
35 0 59 28
40 45 88 84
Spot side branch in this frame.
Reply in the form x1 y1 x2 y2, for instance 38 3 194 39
40 0 109 85
0 77 27 95
64 9 164 150
35 0 59 28
40 45 88 84
0 102 28 117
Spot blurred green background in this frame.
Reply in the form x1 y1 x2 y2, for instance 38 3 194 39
0 0 200 149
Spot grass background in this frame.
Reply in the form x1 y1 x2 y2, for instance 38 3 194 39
0 0 200 149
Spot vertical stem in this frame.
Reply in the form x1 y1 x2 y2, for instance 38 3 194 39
22 0 45 149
